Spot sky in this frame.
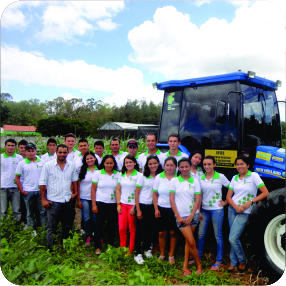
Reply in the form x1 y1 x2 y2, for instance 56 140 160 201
0 0 285 120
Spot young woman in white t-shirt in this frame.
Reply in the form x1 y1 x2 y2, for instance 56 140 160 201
153 157 178 264
226 155 269 272
133 154 163 265
189 150 204 180
77 151 99 246
116 154 141 255
169 158 202 275
91 155 119 255
197 156 230 271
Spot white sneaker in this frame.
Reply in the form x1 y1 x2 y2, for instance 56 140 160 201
80 229 85 236
23 224 28 231
144 250 153 258
134 254 145 265
32 230 37 237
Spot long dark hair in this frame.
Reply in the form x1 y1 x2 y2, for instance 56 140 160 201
121 154 139 175
99 155 118 171
189 150 204 169
143 155 163 177
78 151 99 181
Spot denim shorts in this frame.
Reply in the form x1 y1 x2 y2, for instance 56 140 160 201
176 213 199 229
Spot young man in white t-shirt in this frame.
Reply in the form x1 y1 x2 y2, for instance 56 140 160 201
138 134 165 172
15 143 47 231
1 139 23 221
17 139 28 226
73 138 90 173
126 140 140 167
64 133 80 162
18 139 28 159
108 138 127 171
162 133 189 165
41 138 57 164
94 140 105 165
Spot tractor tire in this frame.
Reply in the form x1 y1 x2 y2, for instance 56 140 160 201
249 188 285 276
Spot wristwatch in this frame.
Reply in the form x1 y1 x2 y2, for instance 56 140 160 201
250 199 254 205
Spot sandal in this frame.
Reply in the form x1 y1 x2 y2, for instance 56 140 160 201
188 258 194 264
184 269 191 276
210 262 223 271
169 256 175 264
228 265 236 272
196 269 203 275
158 255 165 261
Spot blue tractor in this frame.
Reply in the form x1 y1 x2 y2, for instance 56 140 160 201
154 71 285 275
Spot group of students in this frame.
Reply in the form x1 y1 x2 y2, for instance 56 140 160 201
0 132 269 275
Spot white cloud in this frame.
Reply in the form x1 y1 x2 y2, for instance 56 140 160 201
62 93 81 100
1 4 27 30
97 18 120 31
128 2 285 101
1 0 44 30
34 1 125 42
194 1 211 7
1 45 162 106
80 90 92 94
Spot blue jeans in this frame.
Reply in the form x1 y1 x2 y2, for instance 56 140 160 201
23 191 47 229
1 188 21 221
228 206 249 266
80 199 96 238
198 208 224 263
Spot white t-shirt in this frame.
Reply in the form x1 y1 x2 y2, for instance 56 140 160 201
138 150 165 171
79 168 99 200
1 152 23 188
15 158 45 192
108 151 128 171
92 169 119 204
136 174 155 205
95 154 105 166
118 170 142 205
190 166 204 180
200 171 230 210
73 153 83 174
229 171 265 214
66 148 80 162
169 175 201 217
41 152 57 164
162 150 189 164
152 171 177 208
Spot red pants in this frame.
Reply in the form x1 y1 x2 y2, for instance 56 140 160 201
118 203 136 252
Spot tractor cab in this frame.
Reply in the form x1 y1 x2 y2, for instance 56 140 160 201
155 71 283 182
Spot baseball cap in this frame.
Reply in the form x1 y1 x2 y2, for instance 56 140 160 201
127 140 138 148
25 142 37 150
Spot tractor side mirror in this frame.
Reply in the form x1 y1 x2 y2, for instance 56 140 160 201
215 100 227 124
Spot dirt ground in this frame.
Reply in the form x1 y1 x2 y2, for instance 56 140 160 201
73 206 282 285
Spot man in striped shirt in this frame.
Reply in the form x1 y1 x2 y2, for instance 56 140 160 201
39 144 78 249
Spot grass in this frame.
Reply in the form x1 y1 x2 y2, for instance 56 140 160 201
1 210 242 285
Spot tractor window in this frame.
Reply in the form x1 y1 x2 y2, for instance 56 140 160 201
241 84 281 147
179 83 238 151
159 90 183 143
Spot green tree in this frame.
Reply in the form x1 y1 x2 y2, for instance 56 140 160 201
37 116 92 137
3 99 46 126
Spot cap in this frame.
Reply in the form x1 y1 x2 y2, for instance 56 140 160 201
127 140 138 148
25 142 37 150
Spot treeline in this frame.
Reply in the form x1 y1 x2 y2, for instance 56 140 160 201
0 93 162 137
